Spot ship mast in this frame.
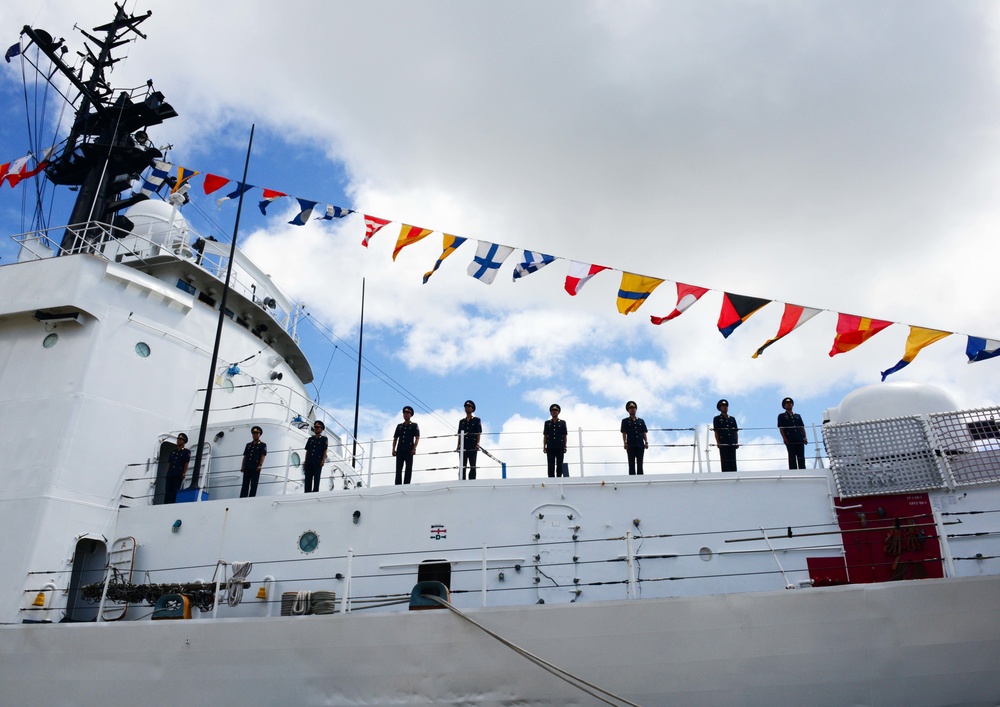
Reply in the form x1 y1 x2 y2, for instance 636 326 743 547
21 2 176 252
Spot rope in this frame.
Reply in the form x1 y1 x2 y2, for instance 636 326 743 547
310 590 337 615
291 590 311 616
423 594 641 707
226 561 253 606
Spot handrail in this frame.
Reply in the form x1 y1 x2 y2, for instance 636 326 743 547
11 221 295 338
28 499 978 625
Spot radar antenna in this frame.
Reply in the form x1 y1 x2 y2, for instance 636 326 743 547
21 3 177 251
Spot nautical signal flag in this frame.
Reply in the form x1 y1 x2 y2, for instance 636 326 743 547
513 250 556 281
718 293 770 338
362 214 391 247
392 224 434 261
650 283 709 325
289 198 319 226
21 148 54 184
617 273 664 315
565 262 609 296
423 235 467 284
203 173 230 195
829 314 892 356
321 205 353 220
753 304 821 358
1 154 30 187
4 147 54 187
966 337 1000 363
140 160 171 197
880 326 951 380
217 182 254 208
258 189 287 215
171 167 199 195
468 242 514 284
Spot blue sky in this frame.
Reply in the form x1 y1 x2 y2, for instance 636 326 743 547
2 1 1000 478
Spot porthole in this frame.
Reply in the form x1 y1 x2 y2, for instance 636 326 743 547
134 342 151 358
221 378 235 393
290 452 301 468
298 530 319 554
699 547 714 562
42 333 59 348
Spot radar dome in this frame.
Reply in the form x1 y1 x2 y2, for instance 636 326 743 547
823 382 958 424
124 199 190 246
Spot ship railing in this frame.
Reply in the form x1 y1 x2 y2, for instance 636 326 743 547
27 503 990 622
120 407 1000 504
340 426 838 487
11 219 296 339
121 443 366 505
196 379 368 477
119 425 835 506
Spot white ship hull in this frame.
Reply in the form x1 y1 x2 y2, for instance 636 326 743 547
3 574 998 706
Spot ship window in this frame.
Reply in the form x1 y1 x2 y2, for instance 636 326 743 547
221 378 235 394
290 452 301 467
42 333 58 348
176 279 196 295
134 342 151 358
298 531 319 554
699 547 714 562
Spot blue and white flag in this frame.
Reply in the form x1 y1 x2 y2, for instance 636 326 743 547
966 336 1000 363
468 241 514 285
217 182 254 208
320 204 354 220
5 43 21 63
512 250 556 281
288 198 318 226
139 160 171 197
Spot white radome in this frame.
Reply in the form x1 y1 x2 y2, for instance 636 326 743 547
824 381 959 424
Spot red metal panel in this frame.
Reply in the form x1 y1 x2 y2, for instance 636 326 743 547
833 493 944 584
806 556 849 587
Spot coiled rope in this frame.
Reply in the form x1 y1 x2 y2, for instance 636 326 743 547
424 594 641 707
291 590 311 615
226 562 253 607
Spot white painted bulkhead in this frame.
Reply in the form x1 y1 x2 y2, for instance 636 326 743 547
0 245 317 624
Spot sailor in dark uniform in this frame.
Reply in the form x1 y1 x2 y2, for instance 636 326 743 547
620 400 649 475
713 399 740 472
456 400 482 480
393 406 420 484
164 433 190 504
303 420 328 493
240 426 267 497
543 404 568 477
777 397 807 469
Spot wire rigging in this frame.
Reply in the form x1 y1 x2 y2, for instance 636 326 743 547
425 594 641 707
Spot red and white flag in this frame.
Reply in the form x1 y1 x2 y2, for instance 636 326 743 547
752 304 821 358
650 282 709 324
362 215 391 248
2 153 32 187
564 261 609 296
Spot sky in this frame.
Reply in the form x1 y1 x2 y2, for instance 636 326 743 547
1 1 999 482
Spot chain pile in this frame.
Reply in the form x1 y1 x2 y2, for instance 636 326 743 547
80 580 218 612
